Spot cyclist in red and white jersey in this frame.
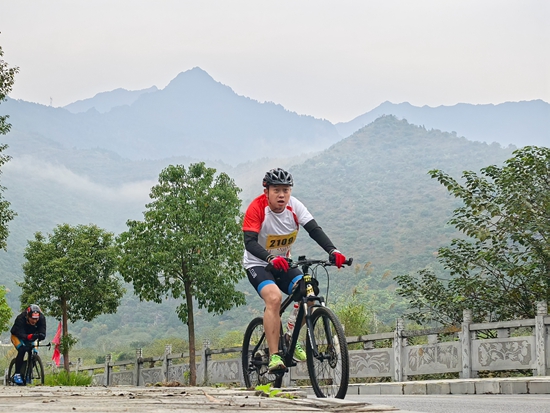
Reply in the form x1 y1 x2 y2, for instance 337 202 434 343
242 167 346 372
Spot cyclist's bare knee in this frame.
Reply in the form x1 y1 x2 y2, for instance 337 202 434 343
260 284 282 309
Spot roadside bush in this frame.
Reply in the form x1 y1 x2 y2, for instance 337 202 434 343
44 370 93 386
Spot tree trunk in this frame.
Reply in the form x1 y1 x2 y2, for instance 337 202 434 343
185 279 196 385
62 299 70 373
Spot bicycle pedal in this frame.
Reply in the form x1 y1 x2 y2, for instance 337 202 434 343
271 367 288 375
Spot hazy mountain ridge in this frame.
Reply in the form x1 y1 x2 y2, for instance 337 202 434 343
63 86 159 114
4 68 341 164
336 100 550 147
5 67 546 169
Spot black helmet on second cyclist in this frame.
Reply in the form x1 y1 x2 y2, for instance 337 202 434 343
26 304 42 319
263 168 294 188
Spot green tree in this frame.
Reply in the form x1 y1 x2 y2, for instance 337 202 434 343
117 162 245 385
334 289 370 337
20 223 124 372
0 43 18 250
396 146 550 325
0 285 12 331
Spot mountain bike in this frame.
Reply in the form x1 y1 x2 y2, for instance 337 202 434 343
242 255 352 399
7 341 49 385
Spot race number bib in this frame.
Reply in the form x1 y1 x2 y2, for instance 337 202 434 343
265 231 297 252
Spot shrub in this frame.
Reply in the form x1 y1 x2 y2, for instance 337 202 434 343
44 370 93 386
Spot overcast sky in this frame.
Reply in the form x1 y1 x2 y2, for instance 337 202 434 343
1 0 548 123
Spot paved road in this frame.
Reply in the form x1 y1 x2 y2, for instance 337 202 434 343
346 394 550 413
0 386 413 412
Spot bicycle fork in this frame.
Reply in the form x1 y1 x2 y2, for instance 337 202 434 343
304 301 336 361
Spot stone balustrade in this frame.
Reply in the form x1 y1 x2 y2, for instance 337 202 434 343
75 301 550 386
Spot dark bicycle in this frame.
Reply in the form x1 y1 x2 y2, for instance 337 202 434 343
8 341 49 386
242 255 352 399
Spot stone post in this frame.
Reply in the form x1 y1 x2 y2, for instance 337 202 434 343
104 354 112 386
535 301 547 376
461 309 472 379
198 339 209 385
427 334 439 345
402 335 408 382
162 344 172 383
393 318 404 382
497 329 510 338
134 348 143 386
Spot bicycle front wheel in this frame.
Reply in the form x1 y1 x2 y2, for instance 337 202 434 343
242 317 283 389
25 354 45 385
306 306 349 398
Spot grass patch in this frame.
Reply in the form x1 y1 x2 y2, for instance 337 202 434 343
44 370 93 386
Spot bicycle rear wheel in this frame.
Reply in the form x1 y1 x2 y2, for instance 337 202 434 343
305 306 349 398
242 317 283 389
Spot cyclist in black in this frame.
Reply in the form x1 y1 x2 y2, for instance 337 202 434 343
10 304 46 385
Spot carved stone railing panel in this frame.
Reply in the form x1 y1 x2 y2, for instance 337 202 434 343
289 358 309 380
140 367 164 385
111 371 134 385
92 374 105 386
207 359 241 383
404 342 461 375
350 349 393 378
289 348 393 380
168 364 188 382
472 337 535 371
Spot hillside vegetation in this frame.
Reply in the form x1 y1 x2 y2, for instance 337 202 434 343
0 114 517 351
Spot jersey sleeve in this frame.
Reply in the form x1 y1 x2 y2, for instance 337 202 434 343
242 195 266 233
37 315 47 340
10 313 27 340
290 197 315 226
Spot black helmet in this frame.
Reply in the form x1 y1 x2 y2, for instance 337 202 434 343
26 304 42 319
263 168 293 187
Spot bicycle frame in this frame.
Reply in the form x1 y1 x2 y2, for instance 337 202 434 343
24 347 38 383
278 260 331 367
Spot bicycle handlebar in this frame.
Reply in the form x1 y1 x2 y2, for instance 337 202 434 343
288 255 353 268
32 341 52 349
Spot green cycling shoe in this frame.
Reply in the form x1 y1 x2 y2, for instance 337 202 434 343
268 354 286 372
293 343 307 362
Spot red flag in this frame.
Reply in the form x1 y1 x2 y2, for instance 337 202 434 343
52 321 62 367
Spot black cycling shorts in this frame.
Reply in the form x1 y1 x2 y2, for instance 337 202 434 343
246 265 303 297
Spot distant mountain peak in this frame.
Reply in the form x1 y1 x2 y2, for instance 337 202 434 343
164 67 222 91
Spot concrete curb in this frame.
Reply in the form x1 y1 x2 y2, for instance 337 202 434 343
304 377 550 396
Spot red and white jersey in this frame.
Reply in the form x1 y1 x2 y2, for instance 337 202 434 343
243 194 314 269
